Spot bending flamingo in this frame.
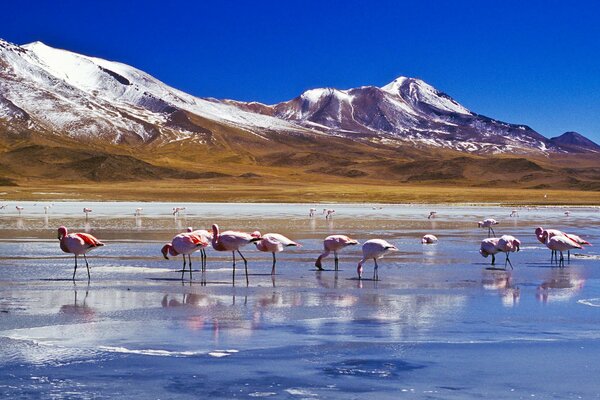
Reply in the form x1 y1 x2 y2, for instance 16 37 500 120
478 219 499 237
186 227 214 271
162 232 209 280
357 239 398 280
315 235 359 271
251 231 301 274
421 234 438 244
542 230 581 267
57 226 104 281
211 224 261 285
480 237 501 266
496 235 521 269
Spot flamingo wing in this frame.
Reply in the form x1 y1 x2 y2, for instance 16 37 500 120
74 233 104 247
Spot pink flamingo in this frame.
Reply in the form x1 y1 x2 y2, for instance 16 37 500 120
542 230 581 267
15 205 24 215
315 235 359 271
309 208 317 217
161 232 209 280
421 234 438 244
496 235 521 269
536 227 589 262
428 211 437 219
57 226 105 281
357 239 398 280
251 231 301 274
479 237 501 266
186 227 213 271
478 219 499 237
83 207 92 222
211 224 261 285
323 209 336 219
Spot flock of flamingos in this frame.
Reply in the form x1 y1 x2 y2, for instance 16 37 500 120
51 206 592 284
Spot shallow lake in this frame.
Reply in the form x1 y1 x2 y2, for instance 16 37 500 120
0 202 599 399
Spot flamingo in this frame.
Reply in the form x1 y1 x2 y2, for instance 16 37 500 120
186 227 214 271
357 239 398 280
421 234 438 244
480 237 501 266
15 205 23 215
496 235 521 269
535 227 588 262
428 211 437 219
315 235 359 271
564 211 570 217
134 207 143 216
83 207 92 222
57 226 105 281
251 231 301 274
478 218 499 237
509 209 519 217
211 224 261 285
172 207 186 217
161 232 209 280
309 208 317 217
542 230 581 267
323 209 336 219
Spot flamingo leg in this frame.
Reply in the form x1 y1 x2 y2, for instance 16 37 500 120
232 251 236 285
181 255 187 280
568 250 570 263
505 253 513 270
83 254 91 281
201 249 206 272
237 250 249 286
334 251 339 271
188 254 193 280
72 255 78 281
559 251 565 267
271 252 276 275
491 254 496 266
373 258 379 281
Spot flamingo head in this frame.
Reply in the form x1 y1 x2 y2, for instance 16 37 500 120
251 231 261 239
477 221 483 228
186 227 194 232
161 243 172 259
480 249 489 258
535 227 544 237
513 239 521 252
57 226 68 240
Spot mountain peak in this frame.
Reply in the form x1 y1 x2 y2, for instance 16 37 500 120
550 131 600 153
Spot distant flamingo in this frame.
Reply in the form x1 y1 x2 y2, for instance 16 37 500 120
15 205 23 215
323 209 335 219
43 205 50 214
421 234 438 244
161 232 209 280
83 207 92 222
542 230 581 267
186 227 214 271
428 211 437 219
315 235 359 271
480 237 501 266
309 208 317 217
478 218 499 237
496 235 521 269
357 239 398 280
172 207 186 217
211 224 261 285
134 207 143 216
564 211 570 217
57 226 105 281
509 209 519 217
251 231 300 274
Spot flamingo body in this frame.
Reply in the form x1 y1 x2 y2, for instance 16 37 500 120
357 239 398 280
252 232 300 274
478 219 499 237
57 226 104 281
421 234 438 244
480 238 500 265
211 224 261 285
315 235 359 270
162 232 208 280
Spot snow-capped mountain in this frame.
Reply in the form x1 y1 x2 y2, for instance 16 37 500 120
0 39 308 145
0 39 597 155
269 77 553 154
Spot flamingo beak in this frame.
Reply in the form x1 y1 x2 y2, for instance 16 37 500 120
161 244 170 260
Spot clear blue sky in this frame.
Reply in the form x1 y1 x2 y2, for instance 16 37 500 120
3 0 600 142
